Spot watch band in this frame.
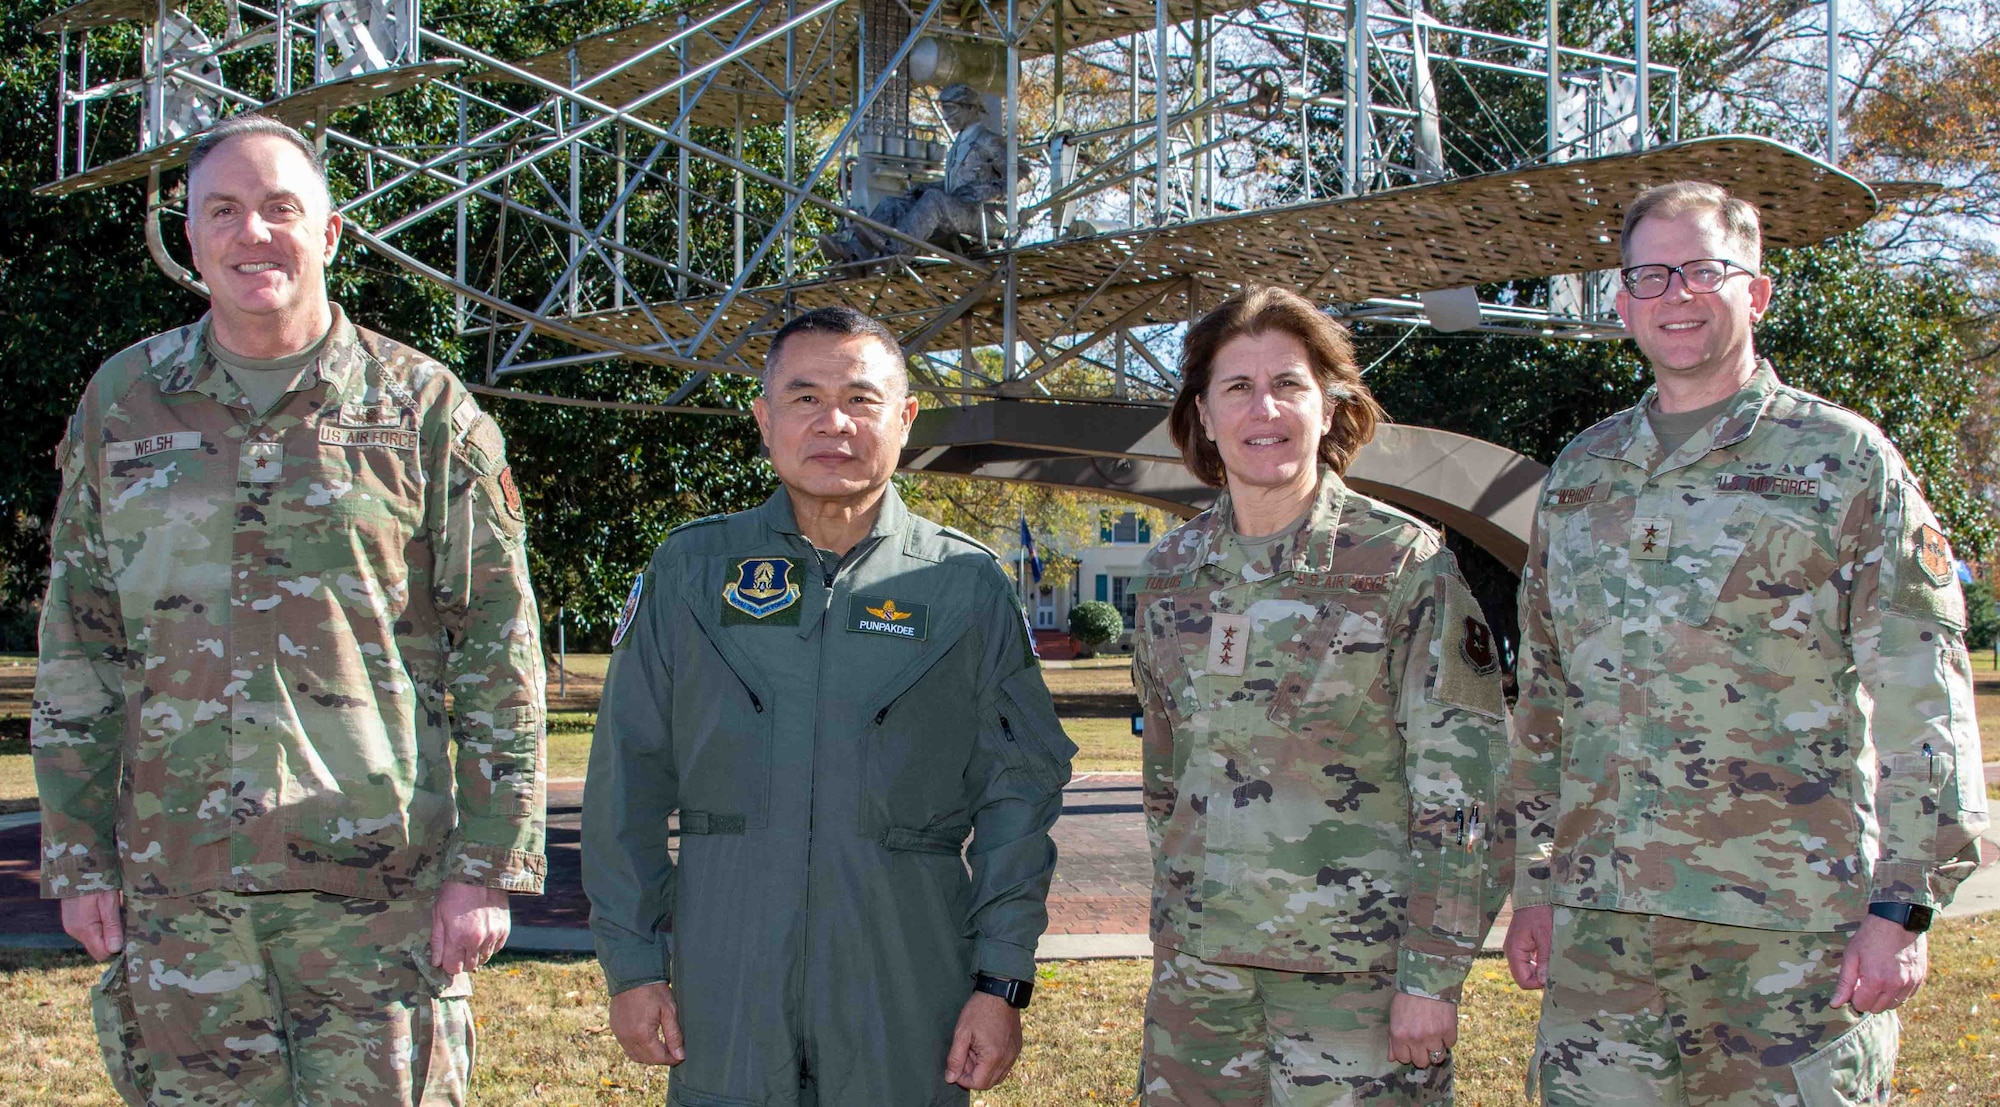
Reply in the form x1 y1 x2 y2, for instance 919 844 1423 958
973 973 1034 1009
1867 901 1934 933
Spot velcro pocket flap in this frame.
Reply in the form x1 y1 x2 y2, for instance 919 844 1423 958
882 825 967 854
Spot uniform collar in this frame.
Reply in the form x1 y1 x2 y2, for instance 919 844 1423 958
158 304 363 408
1589 358 1780 475
757 479 909 546
1199 466 1347 582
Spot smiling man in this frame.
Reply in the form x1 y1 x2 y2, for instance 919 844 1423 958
1507 181 1989 1105
33 114 545 1105
583 306 1076 1106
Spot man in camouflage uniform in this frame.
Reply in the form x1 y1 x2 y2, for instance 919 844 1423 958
33 114 545 1105
1509 180 1989 1105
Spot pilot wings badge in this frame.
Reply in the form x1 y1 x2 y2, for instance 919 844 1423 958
723 557 802 622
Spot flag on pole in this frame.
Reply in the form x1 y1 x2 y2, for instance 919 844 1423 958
1019 514 1044 584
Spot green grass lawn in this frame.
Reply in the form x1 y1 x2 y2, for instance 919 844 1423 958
6 914 2000 1105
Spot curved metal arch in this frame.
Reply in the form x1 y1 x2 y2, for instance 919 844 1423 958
900 401 1547 571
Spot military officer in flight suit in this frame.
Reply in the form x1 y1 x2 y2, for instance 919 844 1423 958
583 305 1077 1106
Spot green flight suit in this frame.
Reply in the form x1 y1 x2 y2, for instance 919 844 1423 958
584 485 1077 1107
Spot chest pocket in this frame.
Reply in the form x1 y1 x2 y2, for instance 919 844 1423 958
1266 591 1390 742
289 409 424 537
1541 482 1616 649
1674 500 1834 678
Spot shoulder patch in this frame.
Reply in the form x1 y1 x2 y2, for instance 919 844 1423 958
1429 570 1505 720
1884 479 1967 631
612 572 647 650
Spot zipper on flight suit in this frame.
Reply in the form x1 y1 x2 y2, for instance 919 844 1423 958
688 617 764 713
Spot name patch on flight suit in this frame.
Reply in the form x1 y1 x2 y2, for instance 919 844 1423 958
723 557 801 625
1631 517 1672 560
847 595 928 640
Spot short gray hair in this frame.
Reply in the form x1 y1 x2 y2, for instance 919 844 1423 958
1620 180 1763 271
765 306 908 393
187 114 333 211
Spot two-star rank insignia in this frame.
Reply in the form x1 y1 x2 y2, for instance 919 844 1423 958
723 557 802 624
1630 517 1671 560
848 594 929 640
1207 612 1250 676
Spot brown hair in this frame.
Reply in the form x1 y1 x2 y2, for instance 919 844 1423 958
1168 286 1384 488
1620 181 1763 270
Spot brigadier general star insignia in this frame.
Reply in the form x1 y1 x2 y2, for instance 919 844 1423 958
725 557 802 620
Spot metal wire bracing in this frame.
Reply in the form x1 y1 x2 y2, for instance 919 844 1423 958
33 0 1877 414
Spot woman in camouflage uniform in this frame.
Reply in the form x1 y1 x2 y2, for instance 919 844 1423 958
1132 287 1512 1105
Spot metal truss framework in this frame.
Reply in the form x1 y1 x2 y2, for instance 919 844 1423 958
33 0 1834 415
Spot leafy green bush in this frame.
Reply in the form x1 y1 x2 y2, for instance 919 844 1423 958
1068 601 1124 657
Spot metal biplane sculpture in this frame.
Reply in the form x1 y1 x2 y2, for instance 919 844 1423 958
35 0 1884 566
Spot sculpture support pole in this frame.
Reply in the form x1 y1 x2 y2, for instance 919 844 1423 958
1003 0 1020 384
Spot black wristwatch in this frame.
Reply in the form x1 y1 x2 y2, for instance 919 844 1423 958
1867 901 1935 934
973 973 1034 1009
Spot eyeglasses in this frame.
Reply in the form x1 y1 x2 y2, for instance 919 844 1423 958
1618 258 1757 299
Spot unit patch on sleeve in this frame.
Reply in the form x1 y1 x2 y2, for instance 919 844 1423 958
1460 616 1498 675
612 572 646 650
723 557 802 625
847 595 929 641
1915 524 1954 588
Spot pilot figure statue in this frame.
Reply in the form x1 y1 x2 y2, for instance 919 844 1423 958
822 83 1021 263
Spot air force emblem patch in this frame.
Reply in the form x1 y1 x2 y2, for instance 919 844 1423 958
723 557 802 624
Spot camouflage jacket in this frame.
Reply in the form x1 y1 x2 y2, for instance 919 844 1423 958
1132 469 1511 1003
34 306 547 901
1514 362 1989 930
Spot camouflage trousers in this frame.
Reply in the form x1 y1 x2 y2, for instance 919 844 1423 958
1529 906 1897 1106
1140 947 1453 1107
92 889 476 1107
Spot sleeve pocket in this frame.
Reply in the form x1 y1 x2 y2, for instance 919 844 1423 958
997 666 1078 792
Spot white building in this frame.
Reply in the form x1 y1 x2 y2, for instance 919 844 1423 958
1008 507 1162 651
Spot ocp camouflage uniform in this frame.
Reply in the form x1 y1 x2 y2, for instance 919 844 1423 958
34 305 546 1106
1514 362 1990 1106
1132 468 1513 1106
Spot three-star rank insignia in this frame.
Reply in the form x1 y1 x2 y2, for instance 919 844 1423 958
1630 516 1671 561
1915 524 1954 587
1207 612 1250 676
848 594 929 640
1460 616 1499 675
723 557 802 625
